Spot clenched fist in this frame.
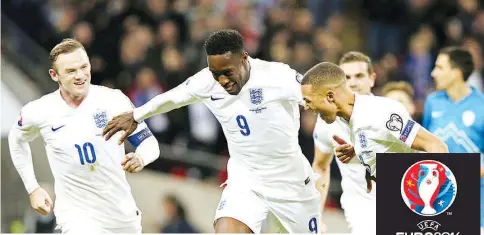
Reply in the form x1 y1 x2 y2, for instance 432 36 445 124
122 152 145 173
29 187 53 215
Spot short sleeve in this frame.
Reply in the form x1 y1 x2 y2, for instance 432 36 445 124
383 101 421 147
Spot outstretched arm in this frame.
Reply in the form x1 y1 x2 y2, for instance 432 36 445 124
411 127 448 153
133 85 199 122
103 83 200 143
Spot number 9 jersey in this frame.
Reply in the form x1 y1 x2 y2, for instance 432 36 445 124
131 57 321 233
182 57 317 200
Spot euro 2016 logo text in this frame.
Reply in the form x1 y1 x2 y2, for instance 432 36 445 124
396 220 460 235
401 160 457 216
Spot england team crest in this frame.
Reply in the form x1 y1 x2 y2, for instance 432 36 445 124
93 110 108 128
249 88 263 105
358 131 368 148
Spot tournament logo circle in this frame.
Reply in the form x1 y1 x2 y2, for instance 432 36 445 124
401 160 457 216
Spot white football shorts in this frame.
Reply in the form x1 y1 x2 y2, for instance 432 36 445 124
214 181 322 233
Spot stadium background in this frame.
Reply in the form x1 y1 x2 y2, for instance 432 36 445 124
1 0 483 233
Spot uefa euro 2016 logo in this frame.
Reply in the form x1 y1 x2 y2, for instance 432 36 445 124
401 160 457 216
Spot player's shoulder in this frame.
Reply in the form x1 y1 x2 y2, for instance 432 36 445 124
425 90 447 103
357 94 394 107
250 58 300 86
313 116 330 142
191 67 213 79
251 58 297 75
314 115 348 135
21 90 58 113
251 57 290 70
371 95 404 108
356 94 407 119
184 67 216 94
469 89 484 113
314 116 330 132
90 85 125 99
471 88 484 101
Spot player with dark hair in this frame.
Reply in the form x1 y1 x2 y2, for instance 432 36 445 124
102 29 321 233
422 46 484 232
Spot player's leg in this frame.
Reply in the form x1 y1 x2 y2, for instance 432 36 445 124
214 184 269 233
107 214 143 234
215 217 253 233
345 209 376 235
341 186 376 234
108 223 142 234
56 217 104 233
266 196 322 234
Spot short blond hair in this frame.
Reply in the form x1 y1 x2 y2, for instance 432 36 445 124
381 81 415 98
338 51 374 75
301 62 346 90
49 38 86 71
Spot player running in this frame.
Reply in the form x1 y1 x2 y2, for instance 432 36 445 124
8 39 160 233
102 29 322 233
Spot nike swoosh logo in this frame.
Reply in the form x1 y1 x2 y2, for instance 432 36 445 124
210 96 224 101
51 125 65 131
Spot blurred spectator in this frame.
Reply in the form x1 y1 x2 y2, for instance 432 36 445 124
128 67 169 138
159 194 199 233
291 8 314 42
307 0 341 27
472 10 484 49
312 28 343 63
457 0 480 33
363 0 407 60
463 37 484 92
381 81 417 119
374 53 408 93
444 18 464 46
292 42 317 72
404 27 435 101
72 21 94 49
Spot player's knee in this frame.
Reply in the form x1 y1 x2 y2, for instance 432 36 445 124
215 217 253 233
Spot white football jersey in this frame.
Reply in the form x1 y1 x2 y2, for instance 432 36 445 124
182 57 316 200
350 94 421 179
12 85 145 228
313 116 376 206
